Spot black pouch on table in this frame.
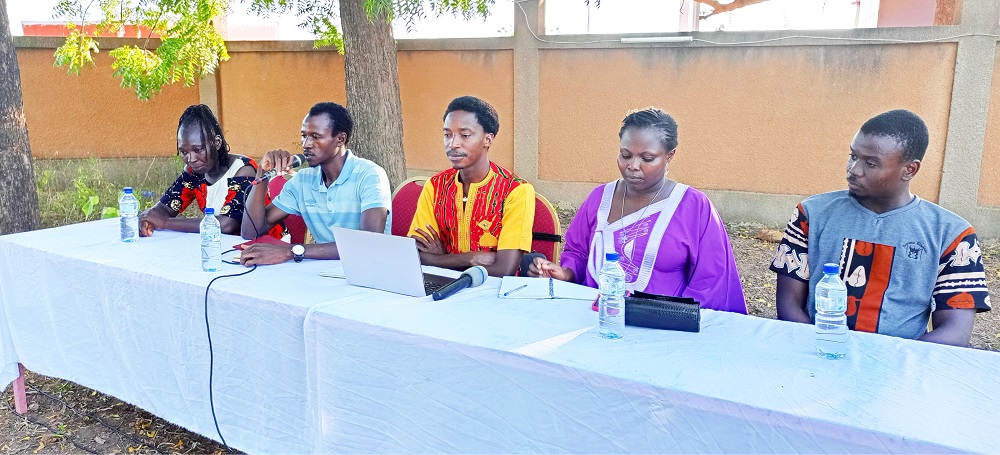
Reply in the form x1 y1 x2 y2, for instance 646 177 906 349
624 290 701 333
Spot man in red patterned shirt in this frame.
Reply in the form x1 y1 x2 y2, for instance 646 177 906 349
408 96 536 277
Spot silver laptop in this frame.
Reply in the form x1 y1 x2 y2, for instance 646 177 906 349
331 227 454 297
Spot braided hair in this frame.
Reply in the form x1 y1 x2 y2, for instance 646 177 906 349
619 108 678 152
177 104 230 171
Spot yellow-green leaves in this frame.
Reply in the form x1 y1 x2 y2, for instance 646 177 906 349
310 16 344 53
54 26 99 75
108 45 163 99
54 0 230 100
53 0 496 100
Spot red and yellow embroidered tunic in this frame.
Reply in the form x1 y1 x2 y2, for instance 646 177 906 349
408 162 535 253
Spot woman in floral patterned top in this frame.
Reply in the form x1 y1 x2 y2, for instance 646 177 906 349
139 105 281 238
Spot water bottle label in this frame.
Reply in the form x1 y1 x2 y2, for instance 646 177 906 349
120 216 138 242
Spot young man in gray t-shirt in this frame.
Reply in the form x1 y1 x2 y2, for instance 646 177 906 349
771 109 990 346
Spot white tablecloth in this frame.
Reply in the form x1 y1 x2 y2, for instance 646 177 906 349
303 275 1000 453
0 219 374 453
3 219 1000 453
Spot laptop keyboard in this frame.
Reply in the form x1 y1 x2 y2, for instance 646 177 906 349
424 280 446 295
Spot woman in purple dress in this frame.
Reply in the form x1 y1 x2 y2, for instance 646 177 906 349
530 108 747 313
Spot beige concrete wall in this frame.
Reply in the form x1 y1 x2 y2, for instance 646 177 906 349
980 43 1000 206
212 48 514 170
217 50 348 158
397 50 515 172
15 12 1000 234
537 44 956 202
15 48 199 159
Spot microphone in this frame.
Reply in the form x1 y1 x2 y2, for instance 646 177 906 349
254 154 306 184
432 266 488 301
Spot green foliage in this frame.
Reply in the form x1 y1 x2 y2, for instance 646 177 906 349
35 158 181 229
82 195 100 218
54 0 494 98
37 169 53 189
364 0 394 21
310 16 344 52
108 46 164 98
53 26 100 75
72 168 101 218
54 381 72 393
390 0 495 33
54 0 230 100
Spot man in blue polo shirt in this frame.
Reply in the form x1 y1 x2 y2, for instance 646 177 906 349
239 102 391 265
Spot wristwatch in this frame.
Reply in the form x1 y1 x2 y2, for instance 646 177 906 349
291 244 305 263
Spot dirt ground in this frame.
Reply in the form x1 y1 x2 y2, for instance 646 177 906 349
2 222 998 454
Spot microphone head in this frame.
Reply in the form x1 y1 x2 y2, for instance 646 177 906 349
462 266 488 287
292 154 307 167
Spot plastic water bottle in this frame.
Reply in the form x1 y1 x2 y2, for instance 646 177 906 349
815 263 848 359
119 187 139 243
200 208 221 272
598 252 627 339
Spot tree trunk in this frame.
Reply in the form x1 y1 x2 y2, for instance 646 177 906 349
339 0 407 189
0 0 40 235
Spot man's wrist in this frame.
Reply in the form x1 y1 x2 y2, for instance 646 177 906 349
291 244 306 262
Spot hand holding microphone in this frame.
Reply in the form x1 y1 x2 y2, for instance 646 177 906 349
255 151 306 185
432 266 488 301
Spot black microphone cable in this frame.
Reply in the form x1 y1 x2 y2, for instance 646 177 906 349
201 178 269 453
5 380 170 454
203 262 255 453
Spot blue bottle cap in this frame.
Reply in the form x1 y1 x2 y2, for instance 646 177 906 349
606 252 619 261
205 208 215 215
123 187 133 194
823 263 839 275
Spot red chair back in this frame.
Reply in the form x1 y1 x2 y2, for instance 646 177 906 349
391 177 428 237
268 176 308 244
531 192 562 262
391 177 563 262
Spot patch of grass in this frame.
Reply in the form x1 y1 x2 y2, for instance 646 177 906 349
53 382 72 394
34 157 185 229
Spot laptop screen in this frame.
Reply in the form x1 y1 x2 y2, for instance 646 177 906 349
331 227 438 297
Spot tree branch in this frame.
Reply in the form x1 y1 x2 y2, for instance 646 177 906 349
694 0 771 19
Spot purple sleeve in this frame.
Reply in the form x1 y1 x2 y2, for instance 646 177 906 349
681 191 748 314
560 186 603 286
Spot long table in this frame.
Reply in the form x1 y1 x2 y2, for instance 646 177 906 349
302 287 1000 453
3 219 1000 453
0 219 373 452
